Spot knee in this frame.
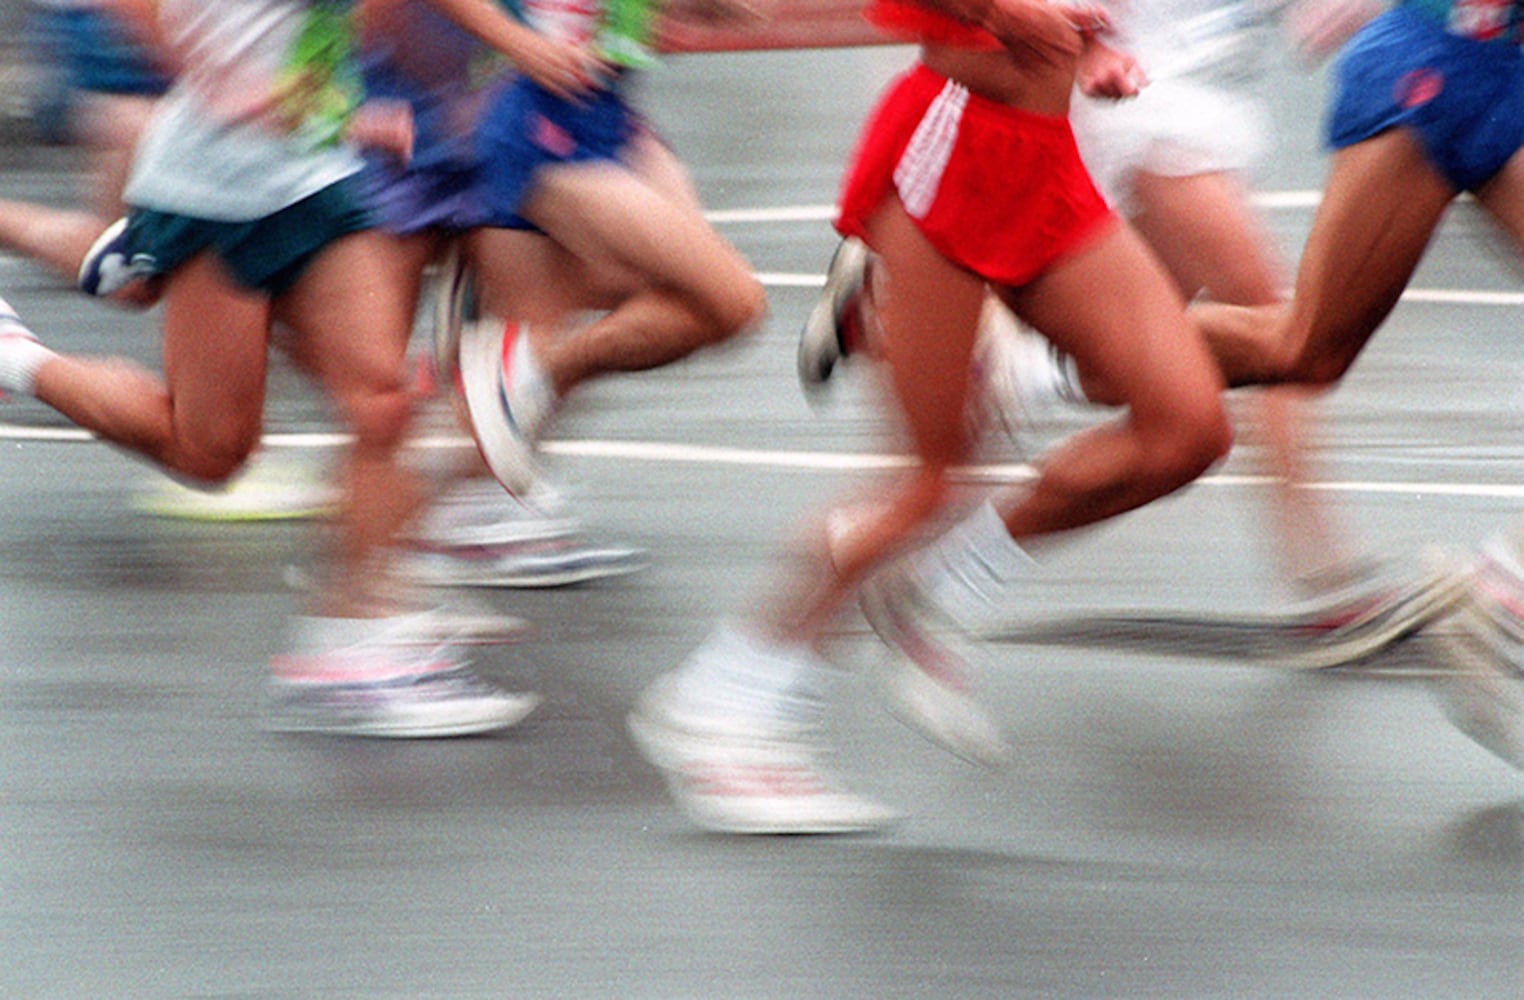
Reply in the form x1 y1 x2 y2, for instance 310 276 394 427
1267 320 1351 389
1285 342 1353 388
173 426 262 485
704 273 769 347
1143 393 1234 490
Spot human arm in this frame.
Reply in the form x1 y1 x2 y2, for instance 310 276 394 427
403 0 612 98
661 0 761 25
343 99 416 162
928 0 1113 67
1278 0 1380 61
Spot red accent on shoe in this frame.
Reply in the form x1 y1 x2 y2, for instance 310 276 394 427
680 762 831 799
499 318 520 384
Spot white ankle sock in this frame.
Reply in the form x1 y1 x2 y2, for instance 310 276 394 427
670 623 829 728
0 301 51 396
913 499 1036 628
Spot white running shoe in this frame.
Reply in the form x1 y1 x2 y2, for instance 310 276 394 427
1427 542 1524 768
1432 599 1524 770
1450 541 1524 670
77 216 162 307
266 613 539 737
404 476 646 587
797 237 869 396
858 568 1010 768
400 536 647 589
133 450 338 522
1282 551 1472 669
394 598 531 646
274 568 530 645
458 314 551 497
408 477 577 550
628 675 900 835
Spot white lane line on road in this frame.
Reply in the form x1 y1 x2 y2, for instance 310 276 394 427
4 426 1523 499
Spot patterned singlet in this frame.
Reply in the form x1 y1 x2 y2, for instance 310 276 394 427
1404 0 1524 43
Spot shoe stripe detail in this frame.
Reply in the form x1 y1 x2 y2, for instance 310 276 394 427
497 319 526 437
1475 557 1524 620
679 762 831 798
269 653 457 685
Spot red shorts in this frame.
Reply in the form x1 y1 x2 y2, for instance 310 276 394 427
835 64 1116 287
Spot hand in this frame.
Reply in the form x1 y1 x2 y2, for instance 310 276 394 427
1077 38 1146 99
345 100 416 163
515 37 615 100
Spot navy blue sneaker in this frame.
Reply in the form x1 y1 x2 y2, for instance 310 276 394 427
77 217 161 305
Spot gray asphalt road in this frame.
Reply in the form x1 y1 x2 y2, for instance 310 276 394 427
2 45 1521 1000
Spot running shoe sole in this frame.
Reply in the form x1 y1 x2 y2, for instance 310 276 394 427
627 679 900 835
858 574 1010 768
265 684 540 738
402 545 648 589
797 237 868 396
1430 598 1524 769
458 315 542 496
1283 558 1473 670
133 478 338 522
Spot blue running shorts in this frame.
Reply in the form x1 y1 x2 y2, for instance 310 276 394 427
1326 5 1524 191
358 57 501 236
472 75 642 227
362 152 491 236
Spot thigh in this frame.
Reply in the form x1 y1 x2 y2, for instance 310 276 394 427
863 198 988 465
273 230 417 401
1007 223 1223 430
159 252 272 448
519 162 753 300
1283 129 1453 378
466 226 635 322
623 130 705 215
1473 147 1524 248
1129 170 1285 307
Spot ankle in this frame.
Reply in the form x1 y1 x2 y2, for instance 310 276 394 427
0 304 52 397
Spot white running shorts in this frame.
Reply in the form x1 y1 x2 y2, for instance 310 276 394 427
1069 77 1271 217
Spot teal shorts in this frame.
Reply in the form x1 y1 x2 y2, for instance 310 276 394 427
121 178 374 296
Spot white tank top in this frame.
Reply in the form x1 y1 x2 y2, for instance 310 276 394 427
124 0 364 222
